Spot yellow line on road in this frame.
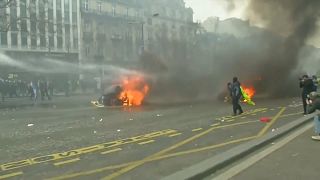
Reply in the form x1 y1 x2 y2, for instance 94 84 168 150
54 158 80 166
168 133 182 137
156 136 257 159
101 148 122 155
257 107 286 137
192 128 203 132
101 120 259 180
138 140 155 145
210 123 220 127
280 112 303 118
0 172 23 179
48 135 258 180
227 120 235 122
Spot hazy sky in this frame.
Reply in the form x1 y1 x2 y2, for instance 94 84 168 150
184 0 320 47
185 0 247 22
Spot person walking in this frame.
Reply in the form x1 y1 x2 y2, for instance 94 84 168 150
231 77 243 116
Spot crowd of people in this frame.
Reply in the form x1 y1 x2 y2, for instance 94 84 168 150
0 79 53 102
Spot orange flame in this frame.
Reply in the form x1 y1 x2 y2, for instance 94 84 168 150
118 75 149 106
242 85 256 99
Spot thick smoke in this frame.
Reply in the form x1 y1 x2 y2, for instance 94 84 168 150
245 0 320 96
225 0 236 12
141 0 320 103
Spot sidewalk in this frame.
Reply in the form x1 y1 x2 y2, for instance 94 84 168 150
0 93 97 109
163 114 318 180
212 123 320 180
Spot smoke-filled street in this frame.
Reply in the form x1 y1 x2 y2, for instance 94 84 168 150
0 96 305 179
0 0 319 179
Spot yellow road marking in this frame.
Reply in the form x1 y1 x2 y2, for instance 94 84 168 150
138 140 155 145
227 120 235 122
156 136 257 159
101 148 122 155
216 108 268 122
192 128 203 132
210 123 220 127
257 107 286 137
101 121 259 180
0 129 177 172
48 135 257 180
0 172 23 179
168 133 182 137
280 112 303 118
53 158 80 166
49 111 300 180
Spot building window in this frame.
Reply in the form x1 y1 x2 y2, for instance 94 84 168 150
40 35 46 47
21 20 27 32
84 0 89 11
64 0 69 11
73 38 78 49
72 12 77 24
85 46 90 56
72 0 77 12
1 32 7 46
11 33 18 46
57 36 63 48
57 0 61 10
97 2 102 13
20 0 27 17
31 35 37 48
21 32 28 47
49 35 54 48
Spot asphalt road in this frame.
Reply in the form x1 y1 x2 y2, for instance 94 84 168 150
0 96 305 180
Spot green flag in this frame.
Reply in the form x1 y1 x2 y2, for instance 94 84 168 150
240 86 256 106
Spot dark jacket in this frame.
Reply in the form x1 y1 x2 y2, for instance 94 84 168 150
300 78 314 96
232 81 241 98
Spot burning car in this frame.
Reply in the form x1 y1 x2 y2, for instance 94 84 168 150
91 74 149 107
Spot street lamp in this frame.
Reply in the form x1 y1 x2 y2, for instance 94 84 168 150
128 13 159 54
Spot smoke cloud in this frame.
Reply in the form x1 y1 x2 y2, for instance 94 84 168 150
245 0 320 96
141 0 320 103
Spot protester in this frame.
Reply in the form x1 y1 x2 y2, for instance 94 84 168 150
231 77 243 116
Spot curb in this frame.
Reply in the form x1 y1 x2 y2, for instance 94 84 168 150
163 113 319 180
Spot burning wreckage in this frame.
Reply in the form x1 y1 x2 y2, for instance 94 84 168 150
91 75 149 107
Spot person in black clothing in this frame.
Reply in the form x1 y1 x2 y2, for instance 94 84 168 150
300 75 315 115
231 77 243 116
